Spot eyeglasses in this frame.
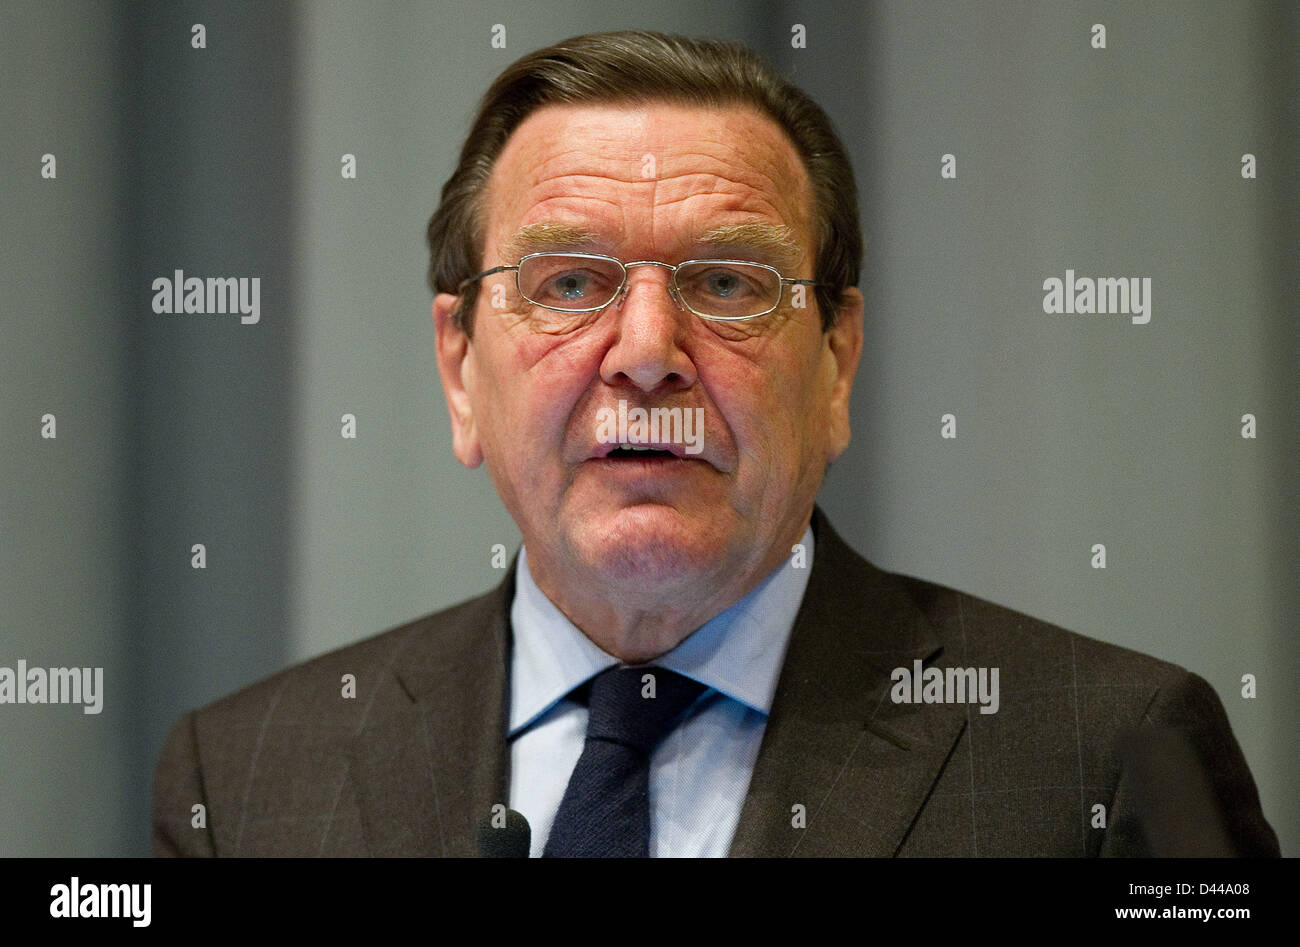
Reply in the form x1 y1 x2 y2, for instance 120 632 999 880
457 252 826 324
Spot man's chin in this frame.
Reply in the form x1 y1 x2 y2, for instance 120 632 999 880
567 503 731 588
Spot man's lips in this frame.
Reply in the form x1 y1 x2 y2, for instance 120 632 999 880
575 404 732 471
584 447 709 484
590 441 693 460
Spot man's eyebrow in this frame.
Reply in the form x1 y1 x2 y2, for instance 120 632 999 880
500 221 806 271
501 223 602 261
693 223 803 271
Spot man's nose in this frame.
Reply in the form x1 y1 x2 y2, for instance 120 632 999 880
598 267 697 393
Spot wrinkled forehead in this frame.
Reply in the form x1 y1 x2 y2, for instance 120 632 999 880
481 101 816 264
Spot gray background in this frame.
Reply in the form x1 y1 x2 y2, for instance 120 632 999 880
2 0 1295 857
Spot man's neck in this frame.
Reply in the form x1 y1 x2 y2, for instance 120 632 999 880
525 519 811 664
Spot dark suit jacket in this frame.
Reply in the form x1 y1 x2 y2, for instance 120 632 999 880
152 508 1279 856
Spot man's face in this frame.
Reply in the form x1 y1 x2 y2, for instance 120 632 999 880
435 101 861 642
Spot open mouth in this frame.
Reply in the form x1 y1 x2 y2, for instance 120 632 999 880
606 445 679 459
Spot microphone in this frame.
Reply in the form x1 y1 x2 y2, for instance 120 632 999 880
476 808 532 857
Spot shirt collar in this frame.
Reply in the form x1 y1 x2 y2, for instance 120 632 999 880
508 524 815 735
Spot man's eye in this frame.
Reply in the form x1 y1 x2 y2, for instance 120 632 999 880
706 272 742 297
551 272 590 299
692 267 760 299
526 267 617 307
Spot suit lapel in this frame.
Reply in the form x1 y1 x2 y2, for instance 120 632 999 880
344 515 964 857
728 509 967 856
349 561 515 856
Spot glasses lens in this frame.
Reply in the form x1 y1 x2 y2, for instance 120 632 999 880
674 261 781 319
517 254 624 311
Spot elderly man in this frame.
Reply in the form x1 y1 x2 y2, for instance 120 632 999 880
153 31 1278 858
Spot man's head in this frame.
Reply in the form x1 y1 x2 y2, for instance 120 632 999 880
429 31 863 661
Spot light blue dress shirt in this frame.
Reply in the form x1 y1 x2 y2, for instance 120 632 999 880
507 524 814 857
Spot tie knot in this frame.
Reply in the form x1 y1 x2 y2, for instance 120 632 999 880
583 665 706 755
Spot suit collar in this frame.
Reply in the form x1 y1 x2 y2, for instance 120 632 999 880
346 508 965 857
727 507 967 856
349 559 515 857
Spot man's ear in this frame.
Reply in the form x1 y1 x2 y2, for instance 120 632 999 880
823 286 864 464
433 293 484 469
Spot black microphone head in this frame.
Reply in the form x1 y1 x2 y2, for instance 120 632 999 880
476 807 532 857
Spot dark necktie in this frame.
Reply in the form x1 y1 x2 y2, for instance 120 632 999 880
542 665 706 858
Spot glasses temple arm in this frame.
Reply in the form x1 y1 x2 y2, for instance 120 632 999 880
457 264 519 293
